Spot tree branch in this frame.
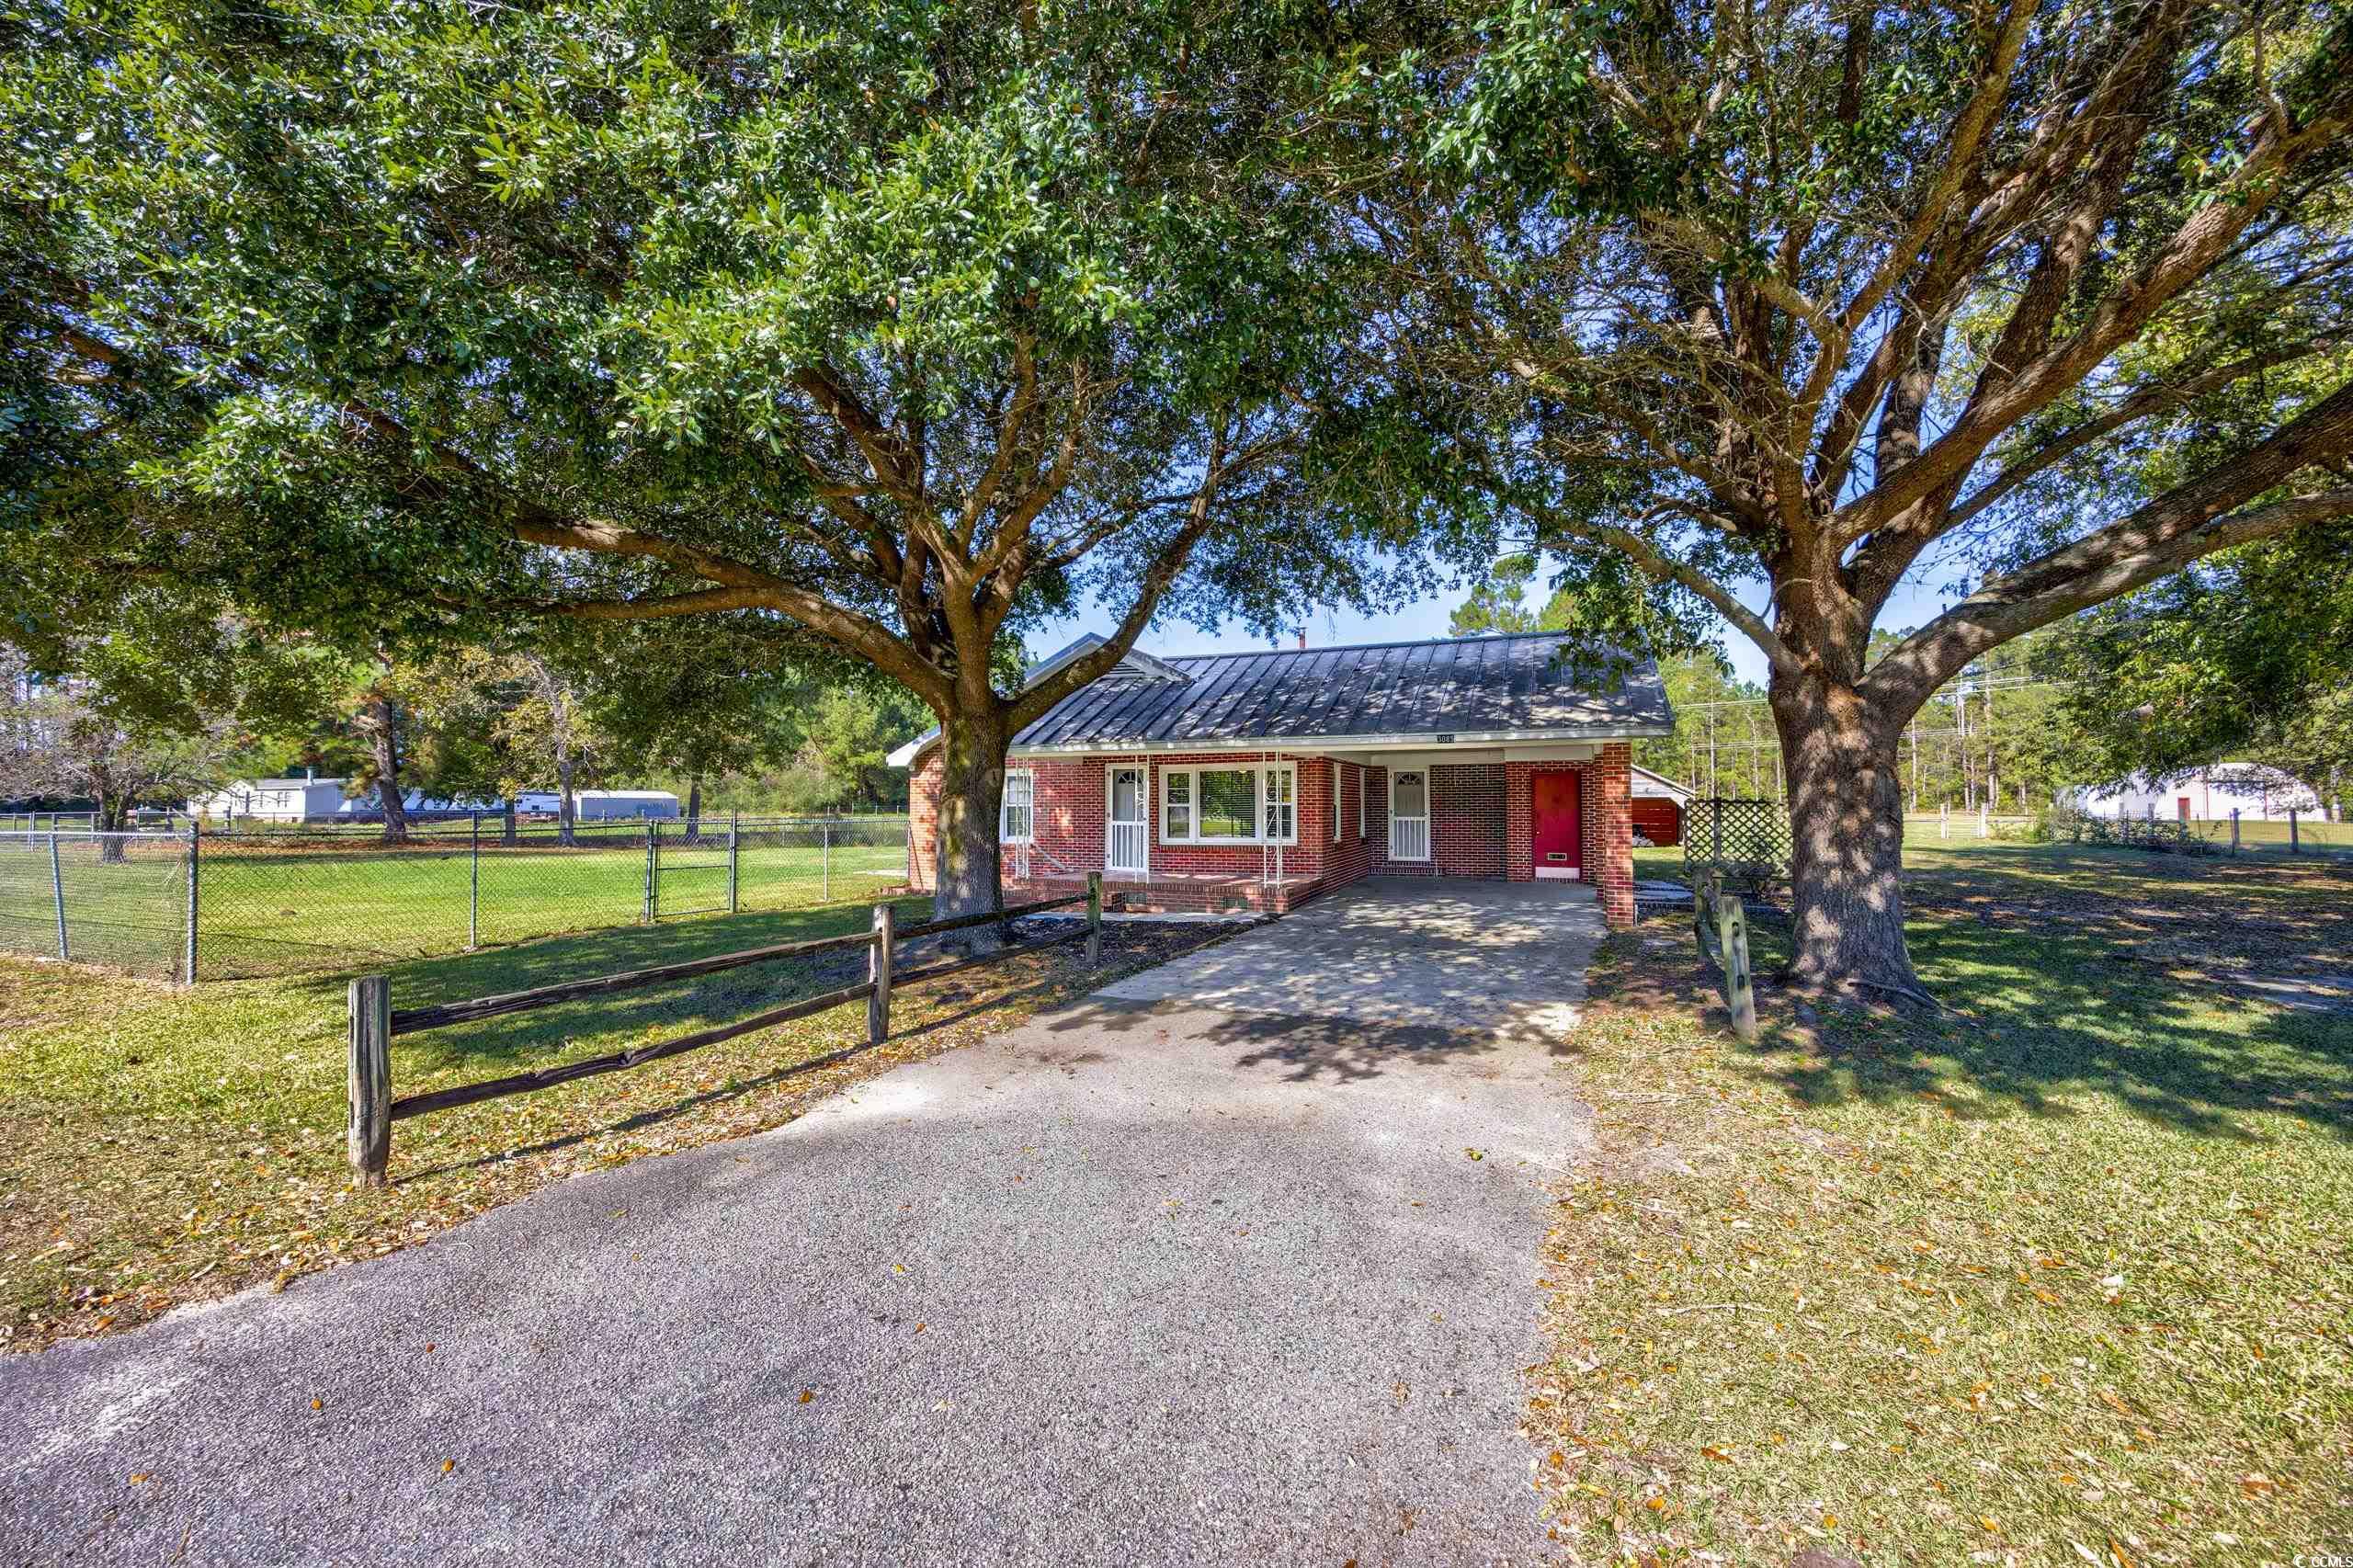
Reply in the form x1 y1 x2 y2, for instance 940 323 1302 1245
1864 378 2353 707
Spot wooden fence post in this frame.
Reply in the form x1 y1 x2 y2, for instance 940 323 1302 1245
347 974 392 1187
1718 889 1756 1043
1693 869 1718 960
1086 871 1103 965
867 903 893 1045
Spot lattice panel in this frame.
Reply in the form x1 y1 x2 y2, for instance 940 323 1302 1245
1683 798 1791 885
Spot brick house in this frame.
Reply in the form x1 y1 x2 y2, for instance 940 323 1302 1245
890 631 1675 926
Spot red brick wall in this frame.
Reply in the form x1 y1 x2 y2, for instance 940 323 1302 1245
1324 760 1378 887
908 742 1637 925
907 750 1367 890
1495 749 1635 926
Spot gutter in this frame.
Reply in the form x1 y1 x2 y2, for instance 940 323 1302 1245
892 724 1674 767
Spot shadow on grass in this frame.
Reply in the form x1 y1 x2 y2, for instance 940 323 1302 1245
389 927 1200 1183
390 1030 896 1185
274 897 935 1078
1620 880 2353 1145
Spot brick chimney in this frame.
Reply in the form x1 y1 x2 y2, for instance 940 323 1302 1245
1295 628 1306 650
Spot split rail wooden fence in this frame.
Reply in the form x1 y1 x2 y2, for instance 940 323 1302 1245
345 876 1103 1184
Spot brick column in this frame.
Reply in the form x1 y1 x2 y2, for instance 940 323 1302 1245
909 755 941 891
1593 744 1635 926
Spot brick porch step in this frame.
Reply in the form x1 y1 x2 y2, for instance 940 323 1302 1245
1004 872 1319 916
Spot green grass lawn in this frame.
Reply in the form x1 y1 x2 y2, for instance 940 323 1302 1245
0 898 1230 1350
0 834 911 980
1541 841 2353 1563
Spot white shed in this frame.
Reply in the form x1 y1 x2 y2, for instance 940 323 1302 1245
2065 763 2322 823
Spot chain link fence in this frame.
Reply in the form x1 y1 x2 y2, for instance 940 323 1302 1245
0 830 193 978
0 815 911 982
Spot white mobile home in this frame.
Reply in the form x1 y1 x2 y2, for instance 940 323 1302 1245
576 790 680 820
189 777 358 823
509 790 682 820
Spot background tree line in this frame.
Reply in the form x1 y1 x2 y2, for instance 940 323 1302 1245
0 603 928 840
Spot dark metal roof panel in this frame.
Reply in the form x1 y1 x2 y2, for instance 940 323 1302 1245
997 631 1672 752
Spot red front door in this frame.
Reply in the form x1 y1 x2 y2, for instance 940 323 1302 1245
1532 772 1582 879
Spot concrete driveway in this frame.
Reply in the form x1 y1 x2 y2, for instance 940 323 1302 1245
1098 878 1607 1040
3 881 1600 1567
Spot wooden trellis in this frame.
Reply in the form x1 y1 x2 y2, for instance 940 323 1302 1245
1683 798 1790 889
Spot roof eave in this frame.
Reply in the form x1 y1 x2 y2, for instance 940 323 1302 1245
1001 724 1675 757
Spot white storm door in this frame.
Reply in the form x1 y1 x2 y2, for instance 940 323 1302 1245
1389 769 1431 862
1106 766 1150 876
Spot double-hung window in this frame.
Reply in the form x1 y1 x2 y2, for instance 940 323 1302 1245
1358 766 1367 838
1159 763 1298 846
1161 769 1192 842
999 769 1035 844
1334 764 1343 842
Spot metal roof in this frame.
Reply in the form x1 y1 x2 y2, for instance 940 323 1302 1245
891 631 1674 762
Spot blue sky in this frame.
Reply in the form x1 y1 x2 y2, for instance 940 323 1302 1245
1034 570 1964 690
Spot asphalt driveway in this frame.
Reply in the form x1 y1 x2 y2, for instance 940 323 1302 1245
4 881 1601 1566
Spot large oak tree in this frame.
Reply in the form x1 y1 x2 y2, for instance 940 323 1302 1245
1324 0 2353 996
4 0 1448 918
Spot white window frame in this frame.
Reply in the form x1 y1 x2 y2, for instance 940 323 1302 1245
999 768 1036 845
1263 762 1297 844
1358 765 1367 839
1160 766 1193 844
1388 767 1432 862
1333 761 1343 843
1157 763 1299 846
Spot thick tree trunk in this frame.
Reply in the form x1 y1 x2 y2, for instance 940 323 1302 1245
96 787 131 863
556 755 577 846
931 710 1010 930
369 697 410 845
502 793 518 844
1770 674 1922 999
684 776 703 845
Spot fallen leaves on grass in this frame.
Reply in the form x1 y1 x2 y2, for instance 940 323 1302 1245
1527 847 2353 1565
2 920 1240 1351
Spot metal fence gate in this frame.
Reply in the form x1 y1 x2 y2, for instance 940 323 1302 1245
648 818 734 919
